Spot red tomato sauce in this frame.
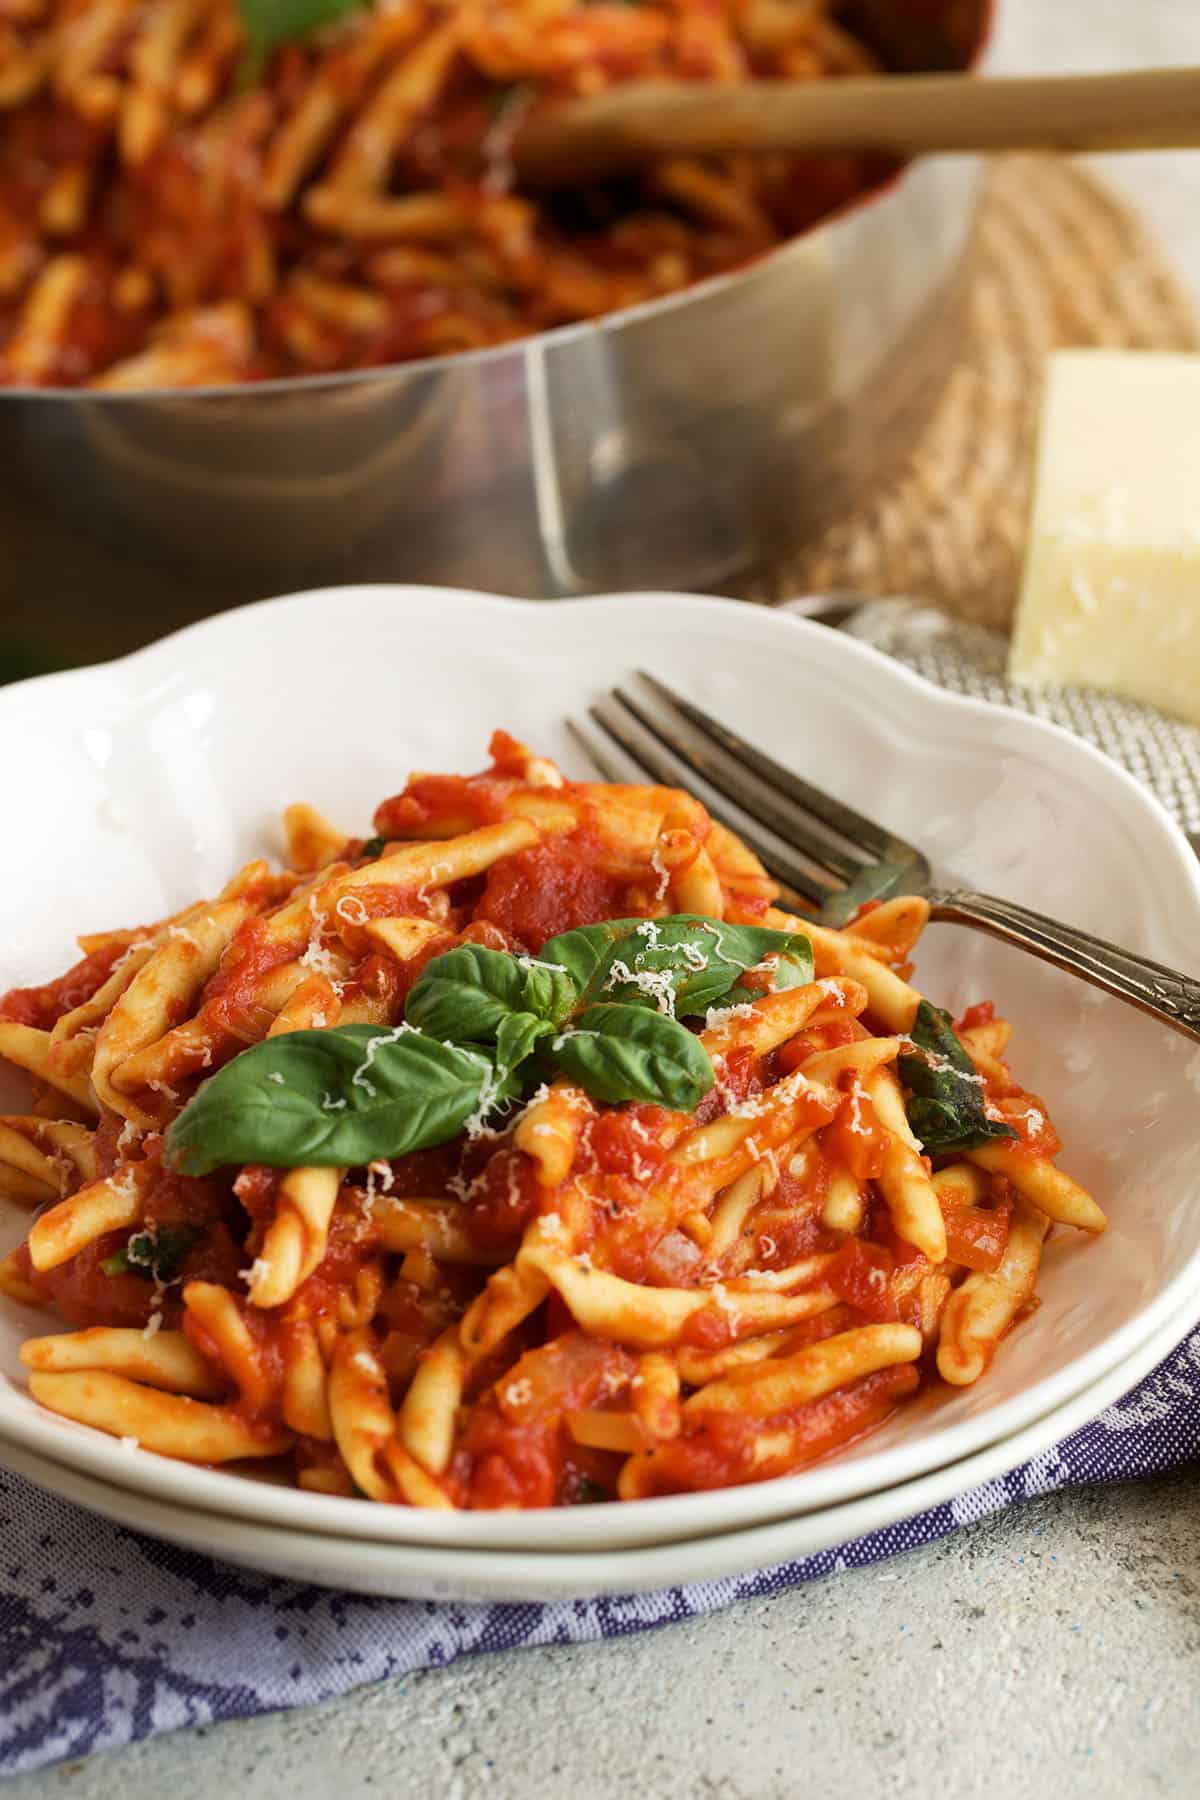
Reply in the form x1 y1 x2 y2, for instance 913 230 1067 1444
577 1106 669 1178
993 1092 1061 1160
448 1332 634 1508
632 1364 920 1495
0 941 126 1029
373 773 506 840
203 918 305 1040
474 835 630 950
15 1238 161 1330
461 1148 543 1250
819 1080 887 1182
693 1044 761 1125
942 1202 1012 1273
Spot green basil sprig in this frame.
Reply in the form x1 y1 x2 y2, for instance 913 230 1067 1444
101 1223 201 1283
540 915 814 1017
164 915 817 1175
236 0 369 85
552 1003 712 1111
897 1001 1018 1156
407 944 575 1043
166 1026 513 1176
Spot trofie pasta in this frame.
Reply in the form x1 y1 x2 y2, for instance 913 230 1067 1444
0 731 1104 1506
0 0 894 387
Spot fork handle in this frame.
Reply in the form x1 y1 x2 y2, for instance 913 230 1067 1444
929 889 1200 1044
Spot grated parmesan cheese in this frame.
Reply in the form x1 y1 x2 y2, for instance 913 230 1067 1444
603 957 676 1017
350 1023 417 1099
299 936 344 982
335 894 368 927
109 1166 142 1202
515 956 569 978
707 1281 736 1318
649 847 671 902
704 1000 756 1031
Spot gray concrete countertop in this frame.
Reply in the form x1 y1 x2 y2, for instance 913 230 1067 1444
9 4 1200 1795
13 1470 1200 1798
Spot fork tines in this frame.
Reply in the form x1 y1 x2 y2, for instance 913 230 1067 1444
573 671 922 910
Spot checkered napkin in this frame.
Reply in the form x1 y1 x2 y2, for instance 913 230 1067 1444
3 601 1200 1779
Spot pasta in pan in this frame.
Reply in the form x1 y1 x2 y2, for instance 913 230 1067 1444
0 0 910 387
0 731 1103 1507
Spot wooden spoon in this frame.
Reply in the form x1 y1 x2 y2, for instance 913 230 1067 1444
513 65 1200 189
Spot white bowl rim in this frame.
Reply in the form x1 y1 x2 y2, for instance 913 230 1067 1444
0 581 1197 1554
2 1277 1192 1600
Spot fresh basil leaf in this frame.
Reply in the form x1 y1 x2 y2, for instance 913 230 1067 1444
897 1000 1018 1156
545 915 814 1019
678 919 814 1012
724 951 812 1008
360 836 386 860
494 1011 554 1080
235 0 369 85
552 1003 713 1110
101 1223 201 1283
818 862 915 929
407 944 576 1044
165 1025 500 1175
538 921 629 1000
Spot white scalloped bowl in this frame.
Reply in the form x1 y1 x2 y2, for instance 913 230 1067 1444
1 587 1199 1558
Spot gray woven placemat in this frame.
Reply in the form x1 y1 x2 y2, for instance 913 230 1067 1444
817 597 1200 836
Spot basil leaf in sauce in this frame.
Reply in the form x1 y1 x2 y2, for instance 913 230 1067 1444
542 915 814 1019
551 1003 714 1110
818 862 916 929
494 1011 555 1080
165 914 812 1173
236 0 369 85
165 1025 507 1175
897 1001 1018 1156
101 1223 201 1283
406 943 577 1044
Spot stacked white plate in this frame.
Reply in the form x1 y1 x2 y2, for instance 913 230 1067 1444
1 589 1197 1601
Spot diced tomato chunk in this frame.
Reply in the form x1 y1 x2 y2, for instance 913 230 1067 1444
826 1238 899 1320
474 839 628 950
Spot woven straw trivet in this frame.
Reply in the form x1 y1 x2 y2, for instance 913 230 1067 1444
741 154 1200 632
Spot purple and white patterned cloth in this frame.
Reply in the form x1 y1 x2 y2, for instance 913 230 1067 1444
2 603 1199 1779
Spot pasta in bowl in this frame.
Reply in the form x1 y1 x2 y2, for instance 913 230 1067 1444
0 728 1104 1510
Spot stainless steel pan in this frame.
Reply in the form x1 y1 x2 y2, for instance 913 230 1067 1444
4 2 992 605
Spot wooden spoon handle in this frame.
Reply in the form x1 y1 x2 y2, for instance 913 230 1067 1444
514 66 1200 189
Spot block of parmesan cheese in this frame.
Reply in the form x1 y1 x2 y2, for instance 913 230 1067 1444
1009 350 1200 723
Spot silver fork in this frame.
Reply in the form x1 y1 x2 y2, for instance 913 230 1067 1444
572 671 1200 1046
